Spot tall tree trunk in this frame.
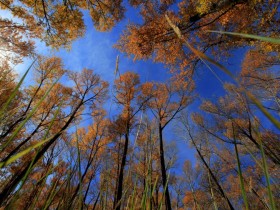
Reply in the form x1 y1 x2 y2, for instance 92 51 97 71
114 125 129 210
158 124 172 210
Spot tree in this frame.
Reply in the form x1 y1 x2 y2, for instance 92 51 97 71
0 68 108 206
142 78 194 209
113 71 150 210
179 114 235 210
0 18 35 65
0 61 20 136
182 160 203 210
1 1 279 208
0 0 125 49
0 56 67 161
133 117 161 209
116 0 279 74
197 84 280 165
128 116 178 209
65 109 110 209
240 49 280 114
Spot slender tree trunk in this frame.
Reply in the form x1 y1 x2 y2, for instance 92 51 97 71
158 124 172 210
113 141 121 208
149 148 153 210
0 102 83 206
155 187 159 209
0 116 24 139
114 125 129 210
83 173 94 205
187 131 235 210
93 192 100 210
68 164 93 209
68 144 99 209
195 144 234 209
0 82 43 140
1 121 43 162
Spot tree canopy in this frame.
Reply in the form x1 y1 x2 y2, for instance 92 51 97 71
0 0 279 209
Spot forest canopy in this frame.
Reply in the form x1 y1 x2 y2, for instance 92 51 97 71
0 0 279 209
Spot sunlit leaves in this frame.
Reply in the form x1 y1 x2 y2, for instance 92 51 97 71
0 0 125 52
116 0 280 75
0 17 35 64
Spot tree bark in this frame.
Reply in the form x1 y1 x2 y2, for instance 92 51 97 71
158 124 172 210
114 124 129 210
